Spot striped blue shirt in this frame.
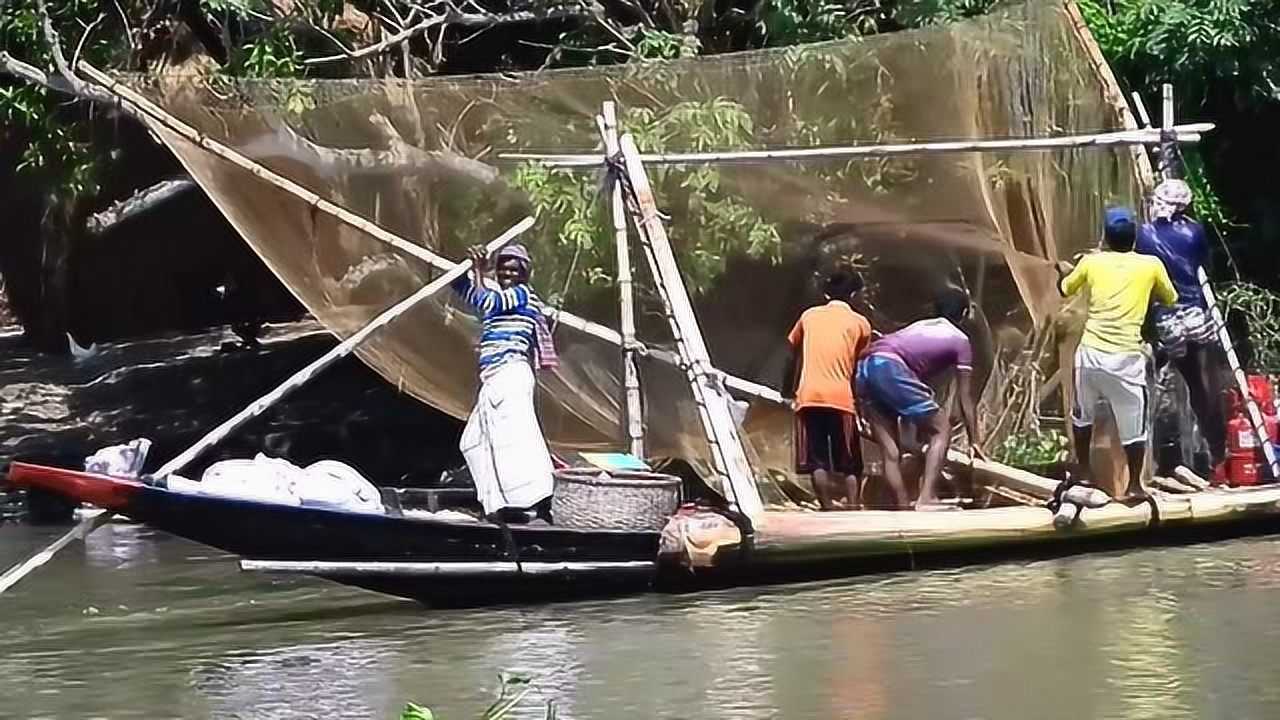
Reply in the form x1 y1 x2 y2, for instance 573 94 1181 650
451 274 546 379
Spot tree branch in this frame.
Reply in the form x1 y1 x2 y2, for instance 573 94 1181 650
26 0 119 104
303 2 602 66
238 111 500 185
86 178 198 235
71 13 106 70
0 51 78 96
304 11 447 65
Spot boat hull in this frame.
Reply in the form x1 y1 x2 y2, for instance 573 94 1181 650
6 462 661 604
9 462 1280 605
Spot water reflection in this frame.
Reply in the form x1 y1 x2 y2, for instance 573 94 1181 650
193 638 400 719
3 522 1280 719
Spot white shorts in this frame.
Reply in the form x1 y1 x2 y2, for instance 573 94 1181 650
1071 346 1149 446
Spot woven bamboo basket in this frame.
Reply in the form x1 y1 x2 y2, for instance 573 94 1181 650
552 468 681 531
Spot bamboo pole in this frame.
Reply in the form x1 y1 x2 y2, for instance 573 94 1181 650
0 219 533 597
154 217 532 477
1200 267 1280 478
74 62 785 411
1140 81 1278 480
1158 83 1180 177
598 101 645 459
616 134 764 518
500 125 1211 168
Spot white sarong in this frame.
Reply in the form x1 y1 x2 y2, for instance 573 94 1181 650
460 360 554 515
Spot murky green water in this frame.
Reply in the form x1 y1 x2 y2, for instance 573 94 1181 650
3 520 1280 719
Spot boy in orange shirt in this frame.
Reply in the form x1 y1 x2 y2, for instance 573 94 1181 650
783 269 873 510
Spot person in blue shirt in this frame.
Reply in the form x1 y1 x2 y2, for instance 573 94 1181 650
1136 178 1226 474
451 243 558 523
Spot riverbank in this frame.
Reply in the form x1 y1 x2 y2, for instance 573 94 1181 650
1 321 466 521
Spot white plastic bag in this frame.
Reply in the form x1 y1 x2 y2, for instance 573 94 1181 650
199 456 303 506
296 460 383 513
84 439 152 479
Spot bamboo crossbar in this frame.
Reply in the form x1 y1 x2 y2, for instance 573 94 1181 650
500 124 1213 168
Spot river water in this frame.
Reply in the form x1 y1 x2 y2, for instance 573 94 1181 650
4 521 1280 719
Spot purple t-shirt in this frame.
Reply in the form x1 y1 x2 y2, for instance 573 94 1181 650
868 318 973 380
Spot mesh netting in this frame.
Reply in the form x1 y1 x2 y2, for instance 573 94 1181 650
127 0 1141 506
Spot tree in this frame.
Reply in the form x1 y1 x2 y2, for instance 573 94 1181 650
3 0 1279 345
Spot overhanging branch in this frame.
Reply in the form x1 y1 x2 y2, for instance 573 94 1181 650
86 178 198 235
303 2 602 66
0 51 79 96
0 0 121 105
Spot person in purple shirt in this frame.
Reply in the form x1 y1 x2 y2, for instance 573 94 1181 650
1136 178 1226 473
855 288 985 509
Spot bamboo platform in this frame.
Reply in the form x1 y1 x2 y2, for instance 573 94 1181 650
733 485 1280 568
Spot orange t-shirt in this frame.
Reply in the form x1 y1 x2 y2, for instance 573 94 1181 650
787 300 872 414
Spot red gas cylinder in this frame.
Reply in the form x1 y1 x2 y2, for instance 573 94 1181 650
1249 375 1275 408
1226 395 1262 487
1263 376 1280 446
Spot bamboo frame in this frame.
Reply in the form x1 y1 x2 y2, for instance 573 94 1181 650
616 134 765 518
500 125 1210 168
598 101 645 459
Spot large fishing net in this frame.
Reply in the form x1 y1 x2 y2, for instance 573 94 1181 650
126 0 1143 506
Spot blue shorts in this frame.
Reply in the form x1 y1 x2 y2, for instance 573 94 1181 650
856 354 939 419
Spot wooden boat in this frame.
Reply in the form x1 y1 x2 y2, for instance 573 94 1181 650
12 460 1280 606
7 462 660 605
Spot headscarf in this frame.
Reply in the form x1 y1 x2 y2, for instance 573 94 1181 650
496 243 532 276
495 243 558 369
1151 178 1192 221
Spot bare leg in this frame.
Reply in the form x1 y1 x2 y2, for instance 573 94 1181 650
1072 423 1094 485
844 474 861 510
865 405 909 509
812 468 835 510
1123 442 1147 497
916 411 952 506
1176 344 1227 466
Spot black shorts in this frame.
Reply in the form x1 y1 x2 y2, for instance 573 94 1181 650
795 408 863 476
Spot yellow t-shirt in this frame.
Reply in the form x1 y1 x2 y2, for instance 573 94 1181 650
787 301 872 414
1060 251 1177 353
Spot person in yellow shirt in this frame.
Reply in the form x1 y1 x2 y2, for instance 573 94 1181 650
1059 206 1177 499
783 268 873 510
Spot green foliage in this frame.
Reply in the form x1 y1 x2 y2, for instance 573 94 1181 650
1181 151 1242 237
633 28 700 60
994 428 1070 467
1216 281 1280 372
0 0 120 196
506 98 783 299
232 26 303 78
400 702 436 720
401 671 554 720
892 0 997 28
1077 0 1280 108
758 0 884 45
